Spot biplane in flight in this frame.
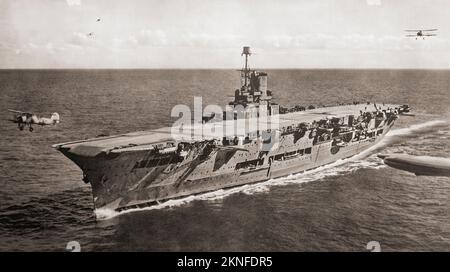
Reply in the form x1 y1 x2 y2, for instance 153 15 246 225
405 29 438 40
8 109 60 132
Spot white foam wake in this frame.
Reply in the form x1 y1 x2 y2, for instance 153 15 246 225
94 119 448 220
387 119 447 137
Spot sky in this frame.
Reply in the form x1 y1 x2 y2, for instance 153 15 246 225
1 0 449 69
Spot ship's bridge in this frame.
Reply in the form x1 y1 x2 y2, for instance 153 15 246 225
225 47 279 120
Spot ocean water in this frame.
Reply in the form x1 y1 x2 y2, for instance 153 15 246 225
0 69 449 251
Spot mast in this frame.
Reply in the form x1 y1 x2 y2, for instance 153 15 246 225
241 46 251 87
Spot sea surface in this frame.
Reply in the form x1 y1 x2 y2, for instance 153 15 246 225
0 69 449 251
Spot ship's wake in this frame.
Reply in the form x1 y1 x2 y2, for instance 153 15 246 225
95 119 448 220
353 119 448 159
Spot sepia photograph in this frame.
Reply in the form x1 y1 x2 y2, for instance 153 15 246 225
0 0 449 255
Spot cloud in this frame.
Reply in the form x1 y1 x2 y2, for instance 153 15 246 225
97 29 450 59
14 41 68 56
66 0 81 6
68 32 90 46
366 0 381 6
120 29 242 49
28 42 38 49
134 29 169 46
179 32 242 48
257 33 446 52
261 34 339 50
45 42 56 53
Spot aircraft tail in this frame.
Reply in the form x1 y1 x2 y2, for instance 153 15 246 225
51 112 60 124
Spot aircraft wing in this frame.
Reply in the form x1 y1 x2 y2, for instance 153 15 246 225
422 29 438 31
378 154 450 177
405 35 417 37
7 118 18 123
423 34 437 36
7 109 32 115
404 30 420 32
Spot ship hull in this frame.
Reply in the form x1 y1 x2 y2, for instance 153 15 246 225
113 126 391 212
55 105 399 213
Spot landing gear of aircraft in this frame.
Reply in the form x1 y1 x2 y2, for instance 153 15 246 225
29 127 34 132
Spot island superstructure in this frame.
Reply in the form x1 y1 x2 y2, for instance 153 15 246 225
53 47 410 213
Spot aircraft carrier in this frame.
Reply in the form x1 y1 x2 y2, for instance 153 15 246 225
53 47 410 213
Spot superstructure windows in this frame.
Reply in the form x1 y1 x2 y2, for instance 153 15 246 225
235 158 264 170
269 147 312 162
